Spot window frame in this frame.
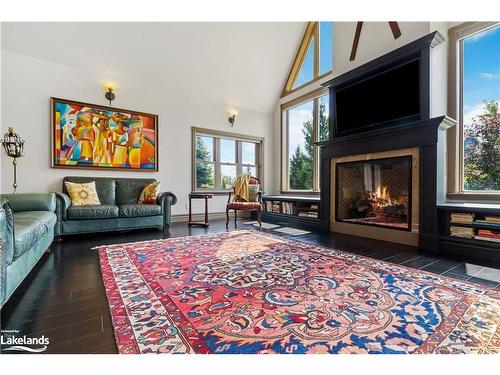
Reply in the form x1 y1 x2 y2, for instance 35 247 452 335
447 22 500 201
280 87 329 194
281 22 333 97
191 127 264 194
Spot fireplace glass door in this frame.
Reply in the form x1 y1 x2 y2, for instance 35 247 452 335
335 156 412 230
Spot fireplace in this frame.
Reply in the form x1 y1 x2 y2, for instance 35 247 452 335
335 156 412 231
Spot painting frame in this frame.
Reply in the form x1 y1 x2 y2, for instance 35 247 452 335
50 97 159 172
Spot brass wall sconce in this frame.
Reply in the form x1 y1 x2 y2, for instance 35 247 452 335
104 82 116 106
228 111 238 127
1 127 25 193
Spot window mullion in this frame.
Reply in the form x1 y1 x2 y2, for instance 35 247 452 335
214 137 221 190
236 141 242 176
314 23 319 79
312 98 319 191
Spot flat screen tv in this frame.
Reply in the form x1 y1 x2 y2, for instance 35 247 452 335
335 59 421 136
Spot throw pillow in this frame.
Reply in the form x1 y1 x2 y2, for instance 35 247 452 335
64 181 101 206
248 184 260 202
138 182 160 204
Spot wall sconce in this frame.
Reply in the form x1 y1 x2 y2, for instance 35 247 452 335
1 127 25 193
104 82 116 106
228 111 238 127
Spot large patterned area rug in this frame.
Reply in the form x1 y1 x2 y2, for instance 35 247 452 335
97 230 500 354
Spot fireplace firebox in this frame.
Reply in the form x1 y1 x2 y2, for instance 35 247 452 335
335 156 412 231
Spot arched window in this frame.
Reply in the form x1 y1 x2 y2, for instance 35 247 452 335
282 22 333 97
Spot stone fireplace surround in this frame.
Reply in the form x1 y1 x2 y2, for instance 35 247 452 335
318 31 456 253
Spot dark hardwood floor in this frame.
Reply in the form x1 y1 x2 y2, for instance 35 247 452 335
1 219 500 354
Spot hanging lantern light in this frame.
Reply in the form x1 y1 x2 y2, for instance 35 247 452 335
1 127 25 193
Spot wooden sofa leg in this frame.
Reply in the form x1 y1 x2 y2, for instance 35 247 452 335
234 210 237 226
226 209 230 227
257 209 262 227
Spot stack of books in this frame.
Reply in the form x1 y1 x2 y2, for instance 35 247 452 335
473 216 500 227
450 226 474 239
474 229 500 243
450 212 474 224
264 200 281 213
272 201 280 213
265 201 273 212
298 210 318 218
282 202 294 215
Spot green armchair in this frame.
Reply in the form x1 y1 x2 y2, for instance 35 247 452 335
0 193 56 307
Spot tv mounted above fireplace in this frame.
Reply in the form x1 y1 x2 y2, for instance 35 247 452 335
335 59 421 136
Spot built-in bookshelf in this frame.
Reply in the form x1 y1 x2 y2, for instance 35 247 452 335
261 195 325 230
437 203 500 263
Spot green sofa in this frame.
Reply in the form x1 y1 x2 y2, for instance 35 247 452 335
54 176 177 236
0 193 56 307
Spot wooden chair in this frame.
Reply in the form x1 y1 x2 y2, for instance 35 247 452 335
226 176 262 227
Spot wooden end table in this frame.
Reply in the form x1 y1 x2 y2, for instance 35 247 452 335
188 193 213 227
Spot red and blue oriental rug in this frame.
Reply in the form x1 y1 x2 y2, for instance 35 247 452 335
97 230 500 354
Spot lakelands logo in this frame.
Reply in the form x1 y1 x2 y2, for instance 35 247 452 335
1 330 49 353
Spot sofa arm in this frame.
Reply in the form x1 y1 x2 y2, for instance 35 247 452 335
0 193 56 213
55 192 71 221
0 200 15 306
157 192 177 227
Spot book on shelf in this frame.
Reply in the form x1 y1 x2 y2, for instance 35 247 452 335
475 229 500 242
265 201 273 212
473 235 500 243
272 202 280 213
472 220 500 229
450 212 474 224
484 216 500 223
449 225 474 239
298 211 318 218
281 202 294 215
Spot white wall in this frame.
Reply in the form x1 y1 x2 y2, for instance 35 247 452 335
332 22 431 76
0 50 274 216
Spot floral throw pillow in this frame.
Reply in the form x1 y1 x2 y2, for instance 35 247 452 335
138 182 160 204
64 181 101 206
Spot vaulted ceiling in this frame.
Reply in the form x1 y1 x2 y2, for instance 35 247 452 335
1 22 305 114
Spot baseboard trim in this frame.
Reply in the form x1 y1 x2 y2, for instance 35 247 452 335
172 212 250 223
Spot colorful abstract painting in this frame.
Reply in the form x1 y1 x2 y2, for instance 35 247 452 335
97 230 500 354
51 98 158 171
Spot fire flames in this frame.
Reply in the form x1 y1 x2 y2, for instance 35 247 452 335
373 185 393 206
370 185 407 211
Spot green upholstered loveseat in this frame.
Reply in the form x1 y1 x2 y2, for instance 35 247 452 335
0 193 56 307
54 176 177 236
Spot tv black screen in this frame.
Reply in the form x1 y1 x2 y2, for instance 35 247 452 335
335 59 420 135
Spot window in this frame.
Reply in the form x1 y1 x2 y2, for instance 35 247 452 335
283 91 330 191
282 22 333 96
449 22 500 197
192 128 262 192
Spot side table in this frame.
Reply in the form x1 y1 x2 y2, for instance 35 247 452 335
188 193 213 227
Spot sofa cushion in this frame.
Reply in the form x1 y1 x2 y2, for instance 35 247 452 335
138 182 160 204
115 178 157 205
13 211 57 260
67 205 119 220
63 177 116 205
119 204 162 218
65 181 101 206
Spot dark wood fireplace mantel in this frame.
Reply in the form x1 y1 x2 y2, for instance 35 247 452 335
318 116 456 160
